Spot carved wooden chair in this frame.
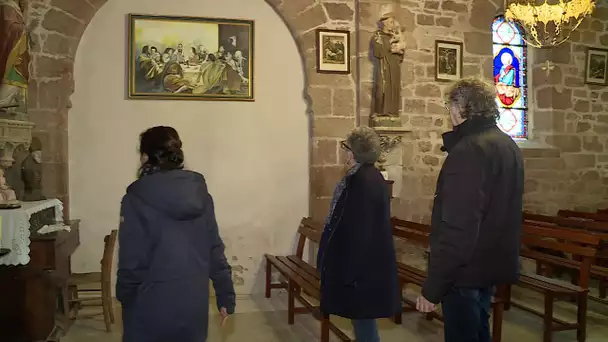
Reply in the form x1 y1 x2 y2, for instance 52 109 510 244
67 230 118 332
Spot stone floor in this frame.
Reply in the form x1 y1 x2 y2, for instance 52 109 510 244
63 288 608 342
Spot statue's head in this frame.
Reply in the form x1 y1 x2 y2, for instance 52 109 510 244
30 137 42 164
379 4 396 31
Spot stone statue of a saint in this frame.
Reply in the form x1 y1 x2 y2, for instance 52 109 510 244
0 0 29 120
372 5 405 127
21 137 45 201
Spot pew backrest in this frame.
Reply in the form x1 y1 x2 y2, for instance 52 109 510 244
524 212 608 233
558 210 608 223
521 224 600 288
295 217 323 258
391 217 431 247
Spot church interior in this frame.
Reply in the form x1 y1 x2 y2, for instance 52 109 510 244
1 0 608 341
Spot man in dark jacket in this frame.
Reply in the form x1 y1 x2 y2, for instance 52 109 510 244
416 78 524 342
317 126 401 342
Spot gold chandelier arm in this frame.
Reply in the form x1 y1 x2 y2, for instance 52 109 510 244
504 0 596 48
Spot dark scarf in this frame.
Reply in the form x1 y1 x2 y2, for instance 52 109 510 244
441 117 497 153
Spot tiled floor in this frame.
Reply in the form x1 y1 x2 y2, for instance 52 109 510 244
63 288 608 342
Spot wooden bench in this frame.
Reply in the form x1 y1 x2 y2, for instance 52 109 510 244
391 218 507 342
525 212 608 299
264 218 351 342
558 209 608 223
511 224 601 342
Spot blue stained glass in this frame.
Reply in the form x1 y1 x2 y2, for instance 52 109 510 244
492 16 528 139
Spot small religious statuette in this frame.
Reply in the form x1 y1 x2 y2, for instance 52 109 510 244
372 4 405 128
0 0 30 121
21 137 46 201
0 167 19 207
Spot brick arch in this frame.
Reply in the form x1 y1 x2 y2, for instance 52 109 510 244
28 0 356 219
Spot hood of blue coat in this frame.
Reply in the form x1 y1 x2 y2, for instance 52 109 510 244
127 169 208 221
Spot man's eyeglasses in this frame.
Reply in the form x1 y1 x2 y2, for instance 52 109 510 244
340 141 351 151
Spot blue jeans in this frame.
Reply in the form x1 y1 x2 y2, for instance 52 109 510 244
351 319 380 342
442 287 493 342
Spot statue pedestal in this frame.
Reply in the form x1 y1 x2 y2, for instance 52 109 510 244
0 119 35 168
371 115 402 128
373 126 411 172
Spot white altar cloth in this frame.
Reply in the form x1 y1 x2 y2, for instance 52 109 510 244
0 199 64 266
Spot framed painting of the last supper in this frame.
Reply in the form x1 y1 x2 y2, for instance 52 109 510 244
128 14 254 101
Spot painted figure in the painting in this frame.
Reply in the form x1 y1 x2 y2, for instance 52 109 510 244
372 5 405 118
163 62 195 93
494 49 520 107
0 0 29 117
138 45 163 83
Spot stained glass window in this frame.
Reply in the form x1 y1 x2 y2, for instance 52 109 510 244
492 16 528 139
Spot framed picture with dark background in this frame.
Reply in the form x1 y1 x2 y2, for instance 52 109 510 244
316 29 350 74
128 14 254 101
585 47 608 86
435 40 463 82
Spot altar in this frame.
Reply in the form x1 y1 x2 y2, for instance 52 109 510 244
0 199 65 266
0 199 80 342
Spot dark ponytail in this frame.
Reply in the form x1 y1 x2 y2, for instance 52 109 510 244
138 126 184 178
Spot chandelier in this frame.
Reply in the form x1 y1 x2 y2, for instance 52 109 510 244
504 0 596 48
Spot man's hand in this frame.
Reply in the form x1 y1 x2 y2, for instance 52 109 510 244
416 295 437 313
219 307 229 327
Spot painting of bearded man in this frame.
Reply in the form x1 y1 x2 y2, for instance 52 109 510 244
0 0 29 116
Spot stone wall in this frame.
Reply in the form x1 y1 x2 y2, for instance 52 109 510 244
357 0 608 222
524 3 608 214
24 0 104 217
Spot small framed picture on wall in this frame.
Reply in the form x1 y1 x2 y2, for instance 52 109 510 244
435 40 463 82
316 29 351 74
585 47 608 85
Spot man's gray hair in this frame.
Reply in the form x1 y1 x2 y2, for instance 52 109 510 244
446 78 500 121
346 126 382 164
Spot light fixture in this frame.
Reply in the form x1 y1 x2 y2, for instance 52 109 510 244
504 0 596 48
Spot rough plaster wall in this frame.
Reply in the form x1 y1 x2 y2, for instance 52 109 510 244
67 0 312 295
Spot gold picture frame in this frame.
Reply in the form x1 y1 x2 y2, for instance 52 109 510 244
128 14 255 101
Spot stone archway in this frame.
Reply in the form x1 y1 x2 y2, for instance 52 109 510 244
26 0 357 220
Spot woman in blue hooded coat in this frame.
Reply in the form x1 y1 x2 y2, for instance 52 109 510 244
117 126 235 342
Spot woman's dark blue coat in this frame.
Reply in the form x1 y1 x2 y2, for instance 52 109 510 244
116 170 235 342
317 164 401 319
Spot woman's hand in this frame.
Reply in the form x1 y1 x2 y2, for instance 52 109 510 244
219 307 229 327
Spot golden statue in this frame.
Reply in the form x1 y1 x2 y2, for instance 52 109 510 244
0 0 29 118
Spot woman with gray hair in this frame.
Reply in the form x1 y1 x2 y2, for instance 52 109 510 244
317 126 400 342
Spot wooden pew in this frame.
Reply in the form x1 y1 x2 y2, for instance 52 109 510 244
524 212 608 299
558 210 608 223
391 218 436 323
391 218 507 342
264 218 351 342
513 224 600 342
